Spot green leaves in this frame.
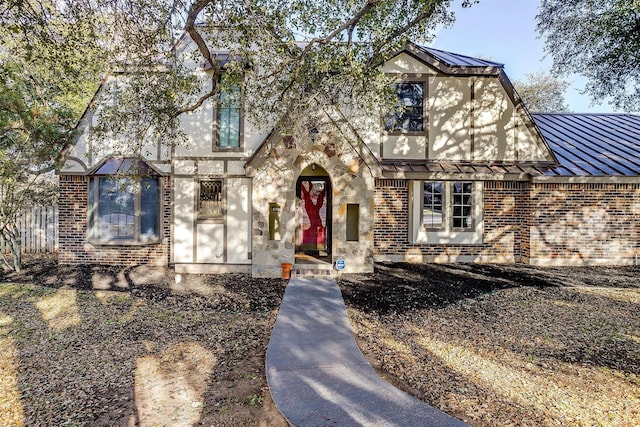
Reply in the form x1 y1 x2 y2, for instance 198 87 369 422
537 0 640 111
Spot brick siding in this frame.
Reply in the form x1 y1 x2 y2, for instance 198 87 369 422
374 179 640 265
529 182 640 264
58 175 171 266
374 179 529 262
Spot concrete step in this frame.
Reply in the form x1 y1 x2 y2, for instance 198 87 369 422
291 264 337 278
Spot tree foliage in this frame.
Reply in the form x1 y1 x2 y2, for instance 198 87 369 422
537 0 640 111
513 71 570 113
0 0 104 270
0 0 476 269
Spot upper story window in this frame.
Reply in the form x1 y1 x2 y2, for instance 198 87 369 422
385 82 424 132
87 158 161 244
216 74 241 149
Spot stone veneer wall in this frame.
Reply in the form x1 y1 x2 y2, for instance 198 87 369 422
528 182 640 265
58 175 171 266
250 135 376 277
374 179 529 263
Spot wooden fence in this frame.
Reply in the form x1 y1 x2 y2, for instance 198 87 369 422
0 206 58 254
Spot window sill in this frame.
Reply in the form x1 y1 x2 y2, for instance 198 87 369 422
213 146 243 152
197 217 224 224
383 130 426 136
88 238 163 246
414 229 483 245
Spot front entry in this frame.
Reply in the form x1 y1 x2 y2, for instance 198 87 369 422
296 166 331 258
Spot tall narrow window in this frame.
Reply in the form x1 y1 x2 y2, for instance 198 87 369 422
423 182 443 229
452 182 473 229
385 82 424 132
217 75 241 148
346 204 359 241
198 179 223 219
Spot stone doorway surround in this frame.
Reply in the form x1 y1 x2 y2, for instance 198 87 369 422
246 129 379 278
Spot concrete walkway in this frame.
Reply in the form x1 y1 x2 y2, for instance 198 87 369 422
266 277 468 426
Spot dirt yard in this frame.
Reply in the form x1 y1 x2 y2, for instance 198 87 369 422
339 263 640 427
0 256 638 426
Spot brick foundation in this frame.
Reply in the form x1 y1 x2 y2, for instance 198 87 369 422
58 175 171 266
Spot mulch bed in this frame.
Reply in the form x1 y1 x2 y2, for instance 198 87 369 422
339 262 640 426
0 256 288 426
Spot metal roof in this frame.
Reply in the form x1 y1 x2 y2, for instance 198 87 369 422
532 113 640 177
415 45 504 68
381 160 549 176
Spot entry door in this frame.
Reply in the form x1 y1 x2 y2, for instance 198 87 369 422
296 177 331 254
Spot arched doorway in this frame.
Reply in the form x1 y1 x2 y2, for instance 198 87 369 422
295 164 331 259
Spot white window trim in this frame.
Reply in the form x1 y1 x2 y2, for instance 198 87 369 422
409 180 483 244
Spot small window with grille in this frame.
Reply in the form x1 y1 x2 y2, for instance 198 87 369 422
198 179 223 219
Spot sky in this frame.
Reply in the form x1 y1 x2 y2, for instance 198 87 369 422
431 0 613 113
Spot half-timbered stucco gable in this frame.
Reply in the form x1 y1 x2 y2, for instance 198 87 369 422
374 42 556 167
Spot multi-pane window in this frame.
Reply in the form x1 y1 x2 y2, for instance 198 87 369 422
385 82 424 132
421 181 474 231
217 76 241 148
452 182 473 229
88 176 160 242
198 179 223 219
423 182 443 229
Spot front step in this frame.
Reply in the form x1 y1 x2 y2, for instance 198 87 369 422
290 263 337 278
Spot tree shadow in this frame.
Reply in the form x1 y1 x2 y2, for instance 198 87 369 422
338 262 559 314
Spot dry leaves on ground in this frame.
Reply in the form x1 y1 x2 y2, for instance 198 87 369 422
340 263 640 427
0 257 288 426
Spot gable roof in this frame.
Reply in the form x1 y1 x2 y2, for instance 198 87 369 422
413 46 504 69
532 113 640 177
404 42 503 76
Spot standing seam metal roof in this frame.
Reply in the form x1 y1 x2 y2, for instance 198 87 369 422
415 46 504 68
532 113 640 177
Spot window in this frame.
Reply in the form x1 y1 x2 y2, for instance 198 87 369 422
216 75 241 149
198 179 223 219
452 182 473 230
385 82 424 132
411 181 482 244
346 204 359 241
423 182 443 229
88 176 160 243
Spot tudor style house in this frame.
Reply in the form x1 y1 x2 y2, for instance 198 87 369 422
58 39 640 277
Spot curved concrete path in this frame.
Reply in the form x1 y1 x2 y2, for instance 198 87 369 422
266 277 468 426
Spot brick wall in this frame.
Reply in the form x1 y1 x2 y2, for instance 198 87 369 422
529 182 640 264
58 175 171 266
373 179 529 262
373 179 640 265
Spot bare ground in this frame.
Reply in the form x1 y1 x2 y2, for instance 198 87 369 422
339 263 640 427
1 256 639 426
0 256 288 426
